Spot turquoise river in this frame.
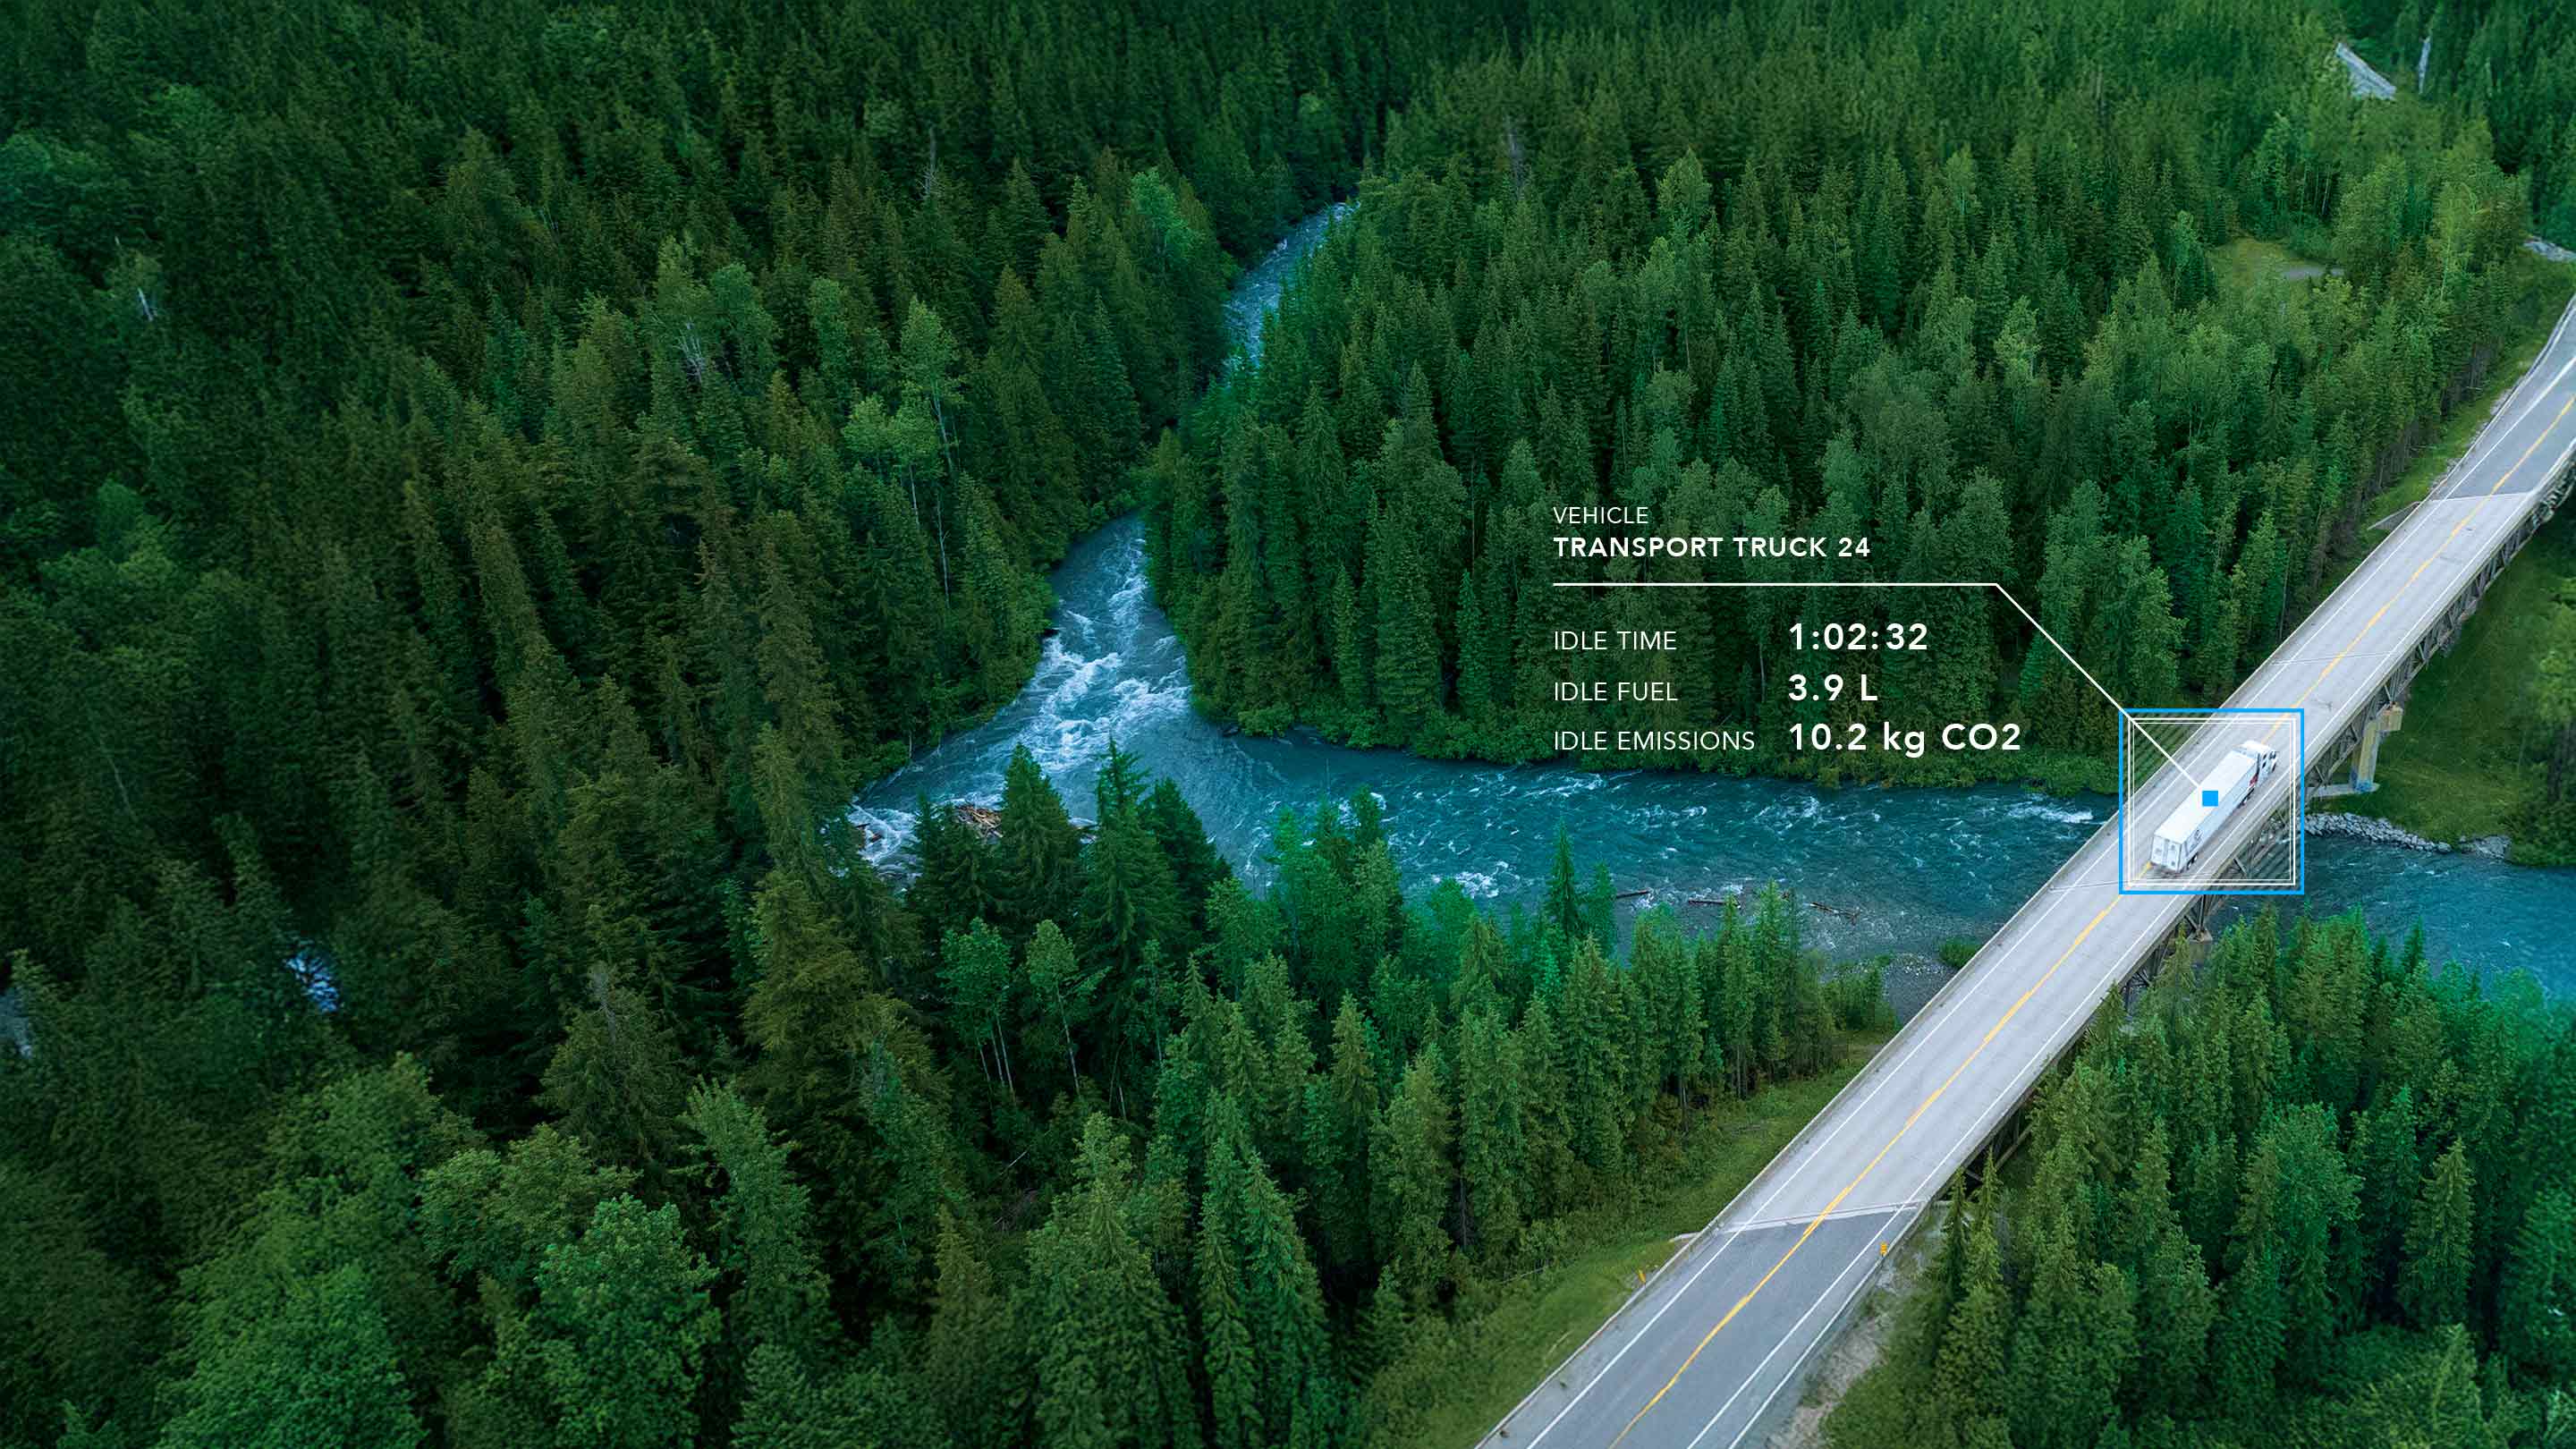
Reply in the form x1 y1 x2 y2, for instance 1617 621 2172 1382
853 208 2576 1014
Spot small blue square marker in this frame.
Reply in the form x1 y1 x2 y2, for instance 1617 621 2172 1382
2201 789 2219 807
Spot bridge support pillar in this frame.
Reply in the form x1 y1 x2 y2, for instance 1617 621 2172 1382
2313 703 2403 798
2351 703 2402 792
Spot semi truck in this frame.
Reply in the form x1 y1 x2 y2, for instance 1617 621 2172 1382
2150 739 2281 872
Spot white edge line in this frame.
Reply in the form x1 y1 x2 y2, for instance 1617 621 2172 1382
1520 309 2576 1445
1688 1226 1897 1449
1690 907 2181 1449
1511 1229 1751 1447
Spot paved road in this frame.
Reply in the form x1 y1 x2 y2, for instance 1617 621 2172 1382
2336 41 2399 99
2332 39 2576 262
1487 302 2576 1449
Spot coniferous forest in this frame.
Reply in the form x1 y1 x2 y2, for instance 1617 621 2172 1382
1151 0 2551 784
1827 914 2576 1448
2354 0 2576 243
4 0 2576 1446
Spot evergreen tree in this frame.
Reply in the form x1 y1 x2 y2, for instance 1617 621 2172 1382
496 1197 721 1449
420 1126 638 1301
157 1266 425 1449
1933 1209 2014 1425
1372 1049 1453 1305
1024 1118 1202 1449
1196 1106 1341 1448
1141 778 1232 918
2005 1223 2133 1449
1541 828 1582 942
1301 996 1382 1279
1453 1006 1529 1251
4 4 2559 1444
921 1216 1029 1449
2499 1189 2576 1381
2211 1243 2284 1419
997 744 1085 936
2131 1229 2216 1420
909 801 1001 948
1080 809 1188 978
1024 919 1099 1093
540 970 692 1176
726 1346 939 1449
2399 1140 2475 1328
1833 912 2566 1447
679 1083 831 1365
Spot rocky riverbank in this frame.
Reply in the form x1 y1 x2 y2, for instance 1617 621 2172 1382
2305 809 2500 855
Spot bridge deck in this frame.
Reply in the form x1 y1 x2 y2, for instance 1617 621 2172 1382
1487 297 2576 1449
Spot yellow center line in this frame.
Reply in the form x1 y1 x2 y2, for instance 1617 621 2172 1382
1609 902 2117 1447
2250 393 2572 755
1614 382 2576 1447
2297 394 2568 703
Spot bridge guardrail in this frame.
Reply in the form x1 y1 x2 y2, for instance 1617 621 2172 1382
1481 294 2576 1449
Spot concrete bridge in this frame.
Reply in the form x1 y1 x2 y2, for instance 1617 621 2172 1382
1484 301 2576 1449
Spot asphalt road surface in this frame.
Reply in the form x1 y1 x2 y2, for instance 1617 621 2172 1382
1487 298 2576 1449
2335 41 2398 99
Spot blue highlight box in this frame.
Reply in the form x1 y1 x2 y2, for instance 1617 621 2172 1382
2116 707 2306 896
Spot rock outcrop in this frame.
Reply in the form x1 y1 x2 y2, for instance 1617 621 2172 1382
2307 810 2450 852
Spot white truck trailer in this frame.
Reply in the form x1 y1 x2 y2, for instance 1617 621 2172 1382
2150 739 2281 872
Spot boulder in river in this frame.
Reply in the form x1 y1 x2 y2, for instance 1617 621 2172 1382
933 801 1094 843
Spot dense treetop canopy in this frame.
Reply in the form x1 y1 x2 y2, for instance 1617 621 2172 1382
1152 0 2542 785
2 0 2571 1445
1828 912 2576 1447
